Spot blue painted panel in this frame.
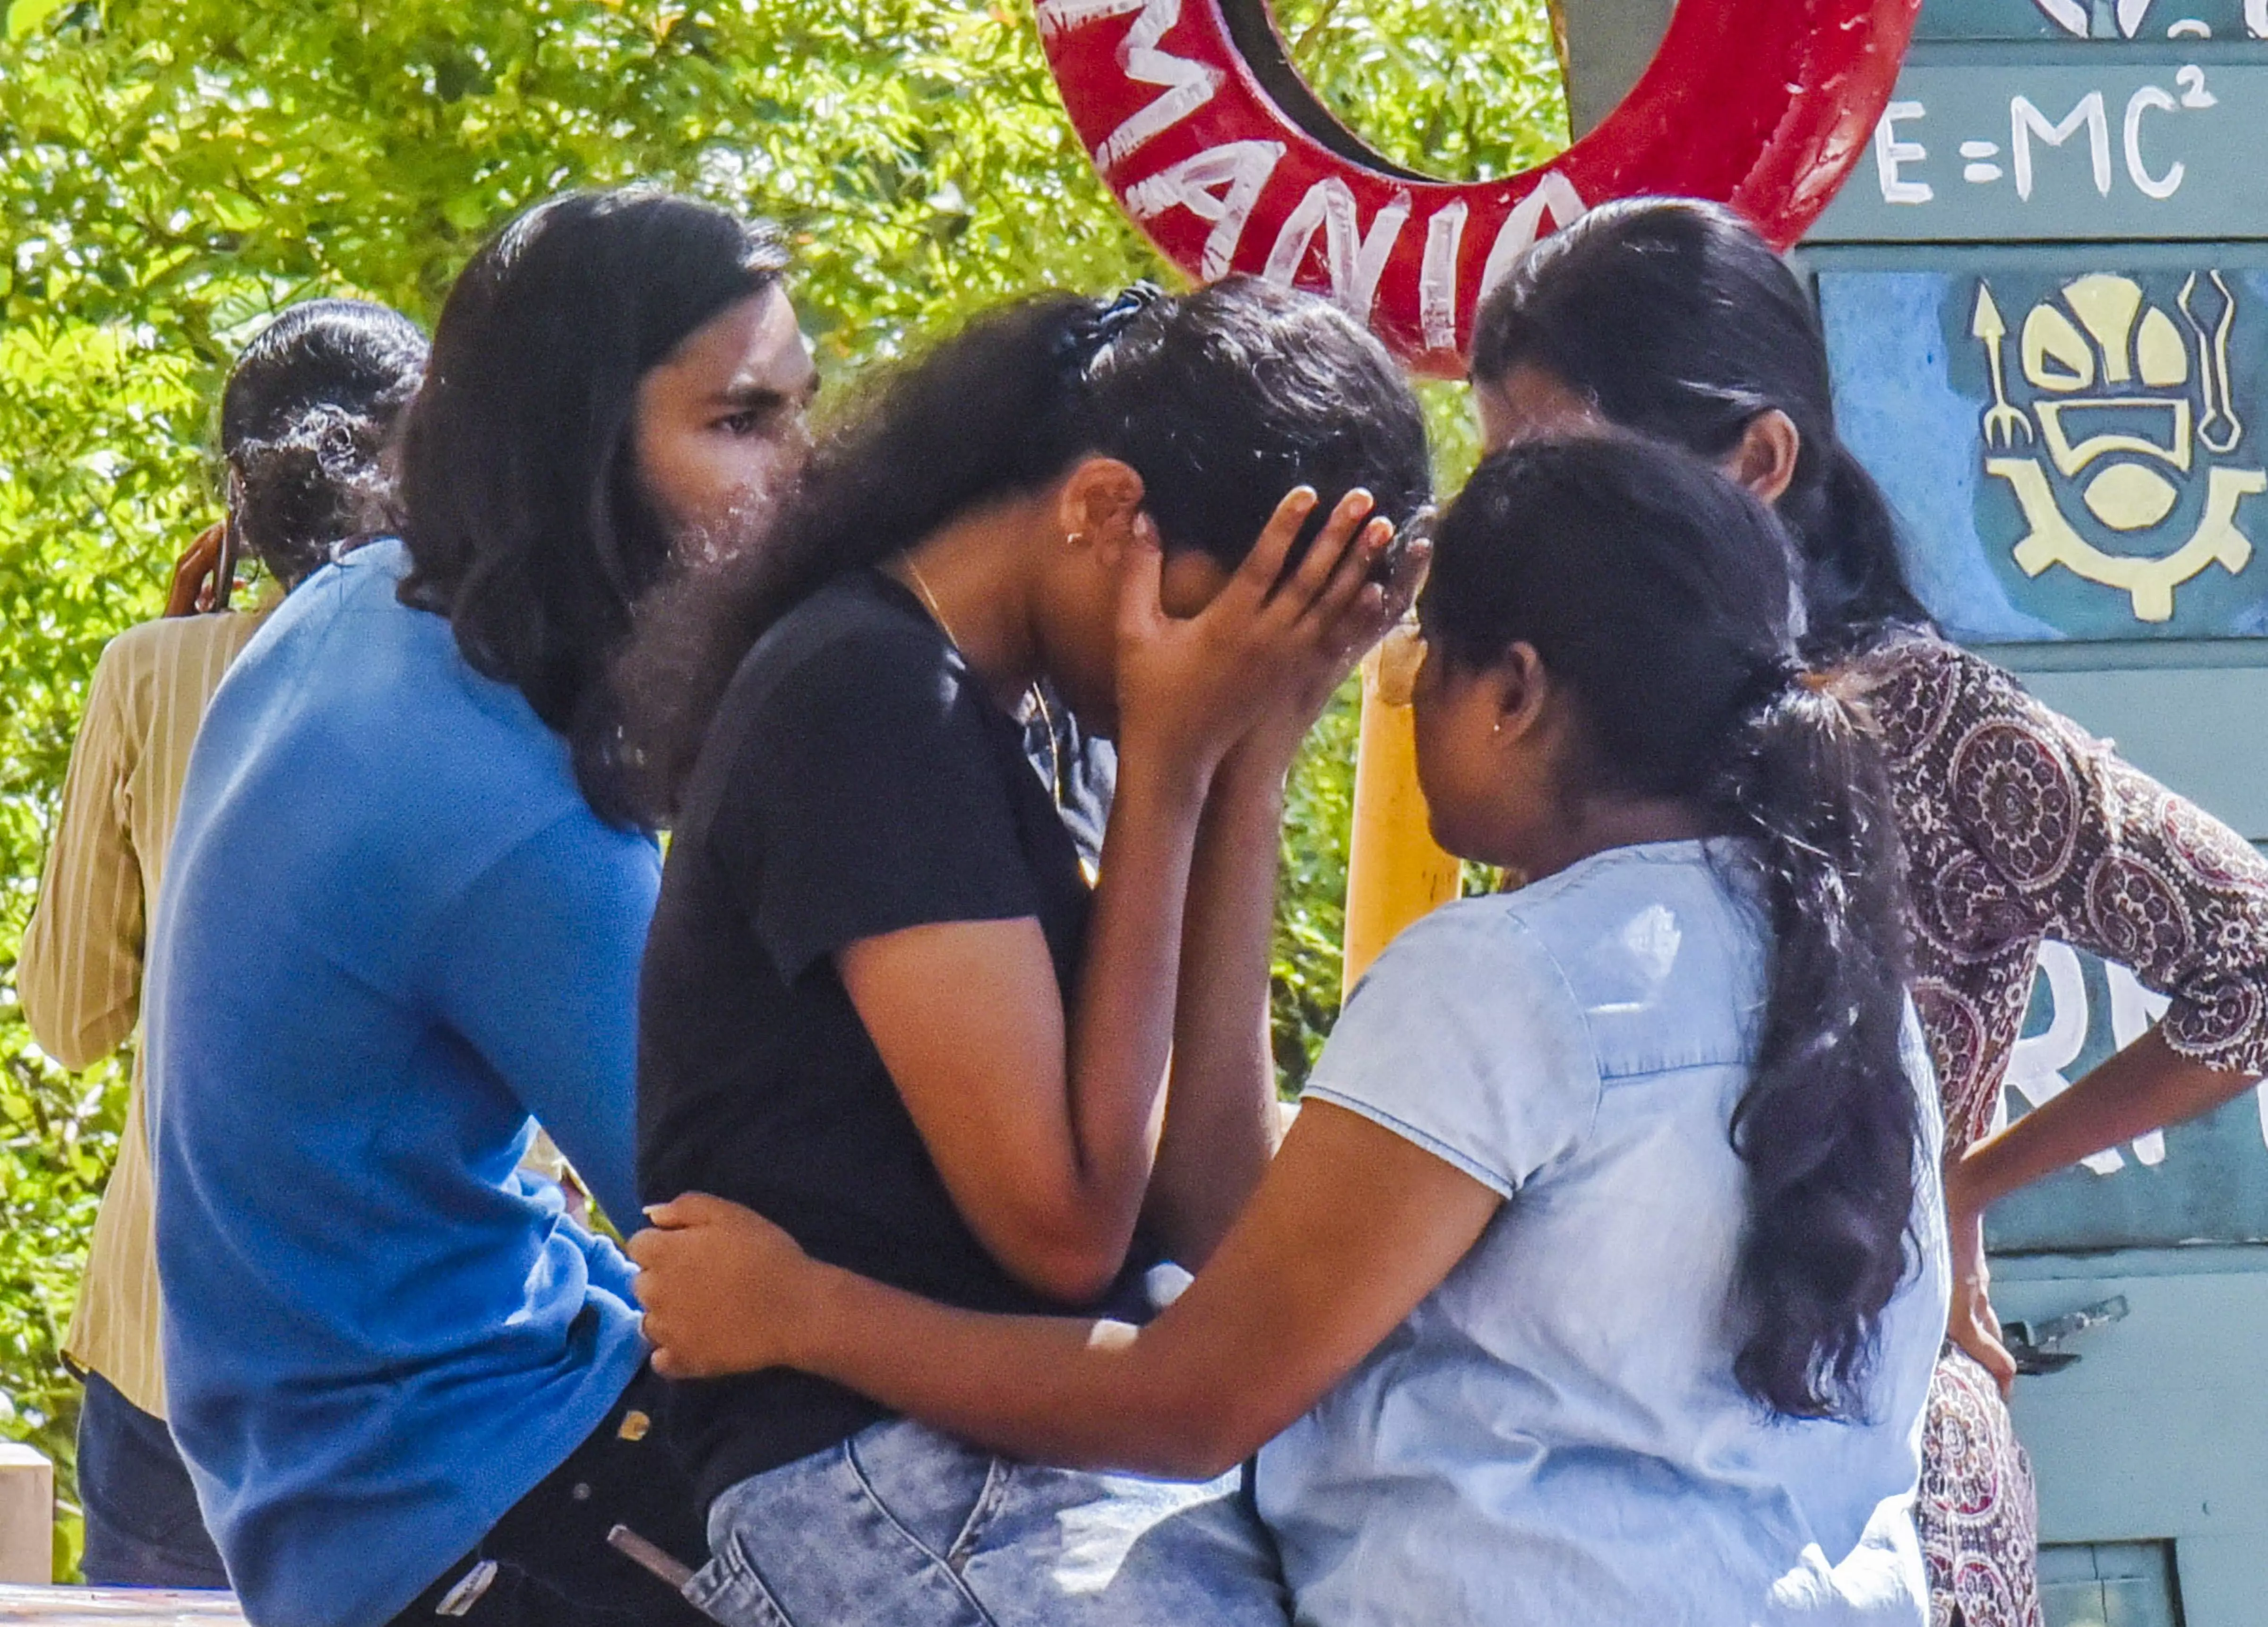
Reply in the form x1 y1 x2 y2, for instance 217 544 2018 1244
2010 664 2268 841
1921 0 2257 40
1810 55 2268 242
1996 1260 2268 1552
1989 944 2268 1250
1819 265 2268 641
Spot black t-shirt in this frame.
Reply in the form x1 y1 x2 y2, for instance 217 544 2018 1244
636 570 1152 1505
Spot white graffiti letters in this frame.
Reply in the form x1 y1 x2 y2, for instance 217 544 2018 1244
1045 0 1588 357
1478 173 1589 303
1262 180 1412 326
1875 69 2214 210
1418 202 1469 355
2005 941 2268 1175
2013 92 2112 200
2123 85 2184 198
2005 943 2175 1174
1036 0 1222 175
1123 142 1285 281
2029 0 2154 38
1875 101 1933 205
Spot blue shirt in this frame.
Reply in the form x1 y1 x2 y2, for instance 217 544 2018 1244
1259 842 1949 1626
146 541 657 1627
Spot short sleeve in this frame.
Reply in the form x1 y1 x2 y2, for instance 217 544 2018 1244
1930 653 2268 1074
1304 902 1601 1197
706 621 1043 983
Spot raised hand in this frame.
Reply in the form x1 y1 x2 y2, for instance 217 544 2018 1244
629 1192 817 1380
1247 503 1431 770
1114 486 1414 781
164 522 230 617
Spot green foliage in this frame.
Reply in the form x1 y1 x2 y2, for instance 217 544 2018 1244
1277 0 1570 180
0 0 1561 1554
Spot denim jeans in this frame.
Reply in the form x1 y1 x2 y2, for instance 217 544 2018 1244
76 1370 231 1589
685 1418 1290 1627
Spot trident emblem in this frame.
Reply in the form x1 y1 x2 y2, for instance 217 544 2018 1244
1972 287 2031 451
1973 272 2265 622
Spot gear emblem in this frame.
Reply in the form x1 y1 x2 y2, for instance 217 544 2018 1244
1973 272 2265 622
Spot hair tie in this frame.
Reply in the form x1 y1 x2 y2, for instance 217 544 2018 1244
1056 281 1168 376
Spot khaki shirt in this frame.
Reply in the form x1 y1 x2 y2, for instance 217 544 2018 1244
19 602 275 1419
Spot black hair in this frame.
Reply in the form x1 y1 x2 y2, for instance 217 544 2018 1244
617 275 1431 825
395 187 790 826
219 299 428 588
1469 197 1931 658
1422 436 1921 1420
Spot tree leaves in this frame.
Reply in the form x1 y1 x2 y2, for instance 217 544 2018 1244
3 0 70 43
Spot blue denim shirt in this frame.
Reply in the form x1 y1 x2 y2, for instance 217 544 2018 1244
1259 841 1948 1626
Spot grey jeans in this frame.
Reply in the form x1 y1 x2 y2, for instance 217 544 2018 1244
684 1418 1291 1627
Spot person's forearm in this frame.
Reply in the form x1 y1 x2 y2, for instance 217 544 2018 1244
1060 744 1213 1257
1145 747 1288 1265
797 1257 1244 1479
1958 1026 2259 1211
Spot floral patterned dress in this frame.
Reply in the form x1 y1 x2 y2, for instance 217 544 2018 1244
1855 632 2268 1627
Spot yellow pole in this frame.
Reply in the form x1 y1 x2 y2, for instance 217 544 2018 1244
1341 628 1463 995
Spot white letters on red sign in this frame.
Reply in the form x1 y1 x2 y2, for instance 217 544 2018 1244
1038 0 1918 374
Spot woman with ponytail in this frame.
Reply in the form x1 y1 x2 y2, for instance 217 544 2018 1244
623 277 1431 1624
630 435 1950 1625
25 298 426 1588
1467 195 2268 1627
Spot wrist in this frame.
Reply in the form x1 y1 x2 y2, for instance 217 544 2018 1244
1945 1143 2003 1221
1222 723 1301 786
794 1259 859 1375
1214 736 1293 804
1113 732 1219 810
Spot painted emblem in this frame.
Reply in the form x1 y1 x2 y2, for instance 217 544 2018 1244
2025 0 2268 35
1974 272 2265 620
2029 0 2155 35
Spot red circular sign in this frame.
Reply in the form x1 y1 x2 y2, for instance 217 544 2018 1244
1039 0 1919 375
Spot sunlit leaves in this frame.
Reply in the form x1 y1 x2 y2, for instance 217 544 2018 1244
1275 0 1568 181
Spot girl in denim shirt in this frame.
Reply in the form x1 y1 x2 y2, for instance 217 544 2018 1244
634 436 1951 1625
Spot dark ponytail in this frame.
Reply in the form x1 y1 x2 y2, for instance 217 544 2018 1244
1468 196 1931 659
220 299 428 588
1422 437 1922 1420
1713 679 1919 1416
614 276 1431 826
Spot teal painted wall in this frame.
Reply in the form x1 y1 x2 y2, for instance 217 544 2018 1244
1799 4 2268 1618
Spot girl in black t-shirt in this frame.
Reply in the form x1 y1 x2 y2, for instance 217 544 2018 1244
620 279 1430 1625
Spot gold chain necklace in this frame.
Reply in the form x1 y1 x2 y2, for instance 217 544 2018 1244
901 556 1063 803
